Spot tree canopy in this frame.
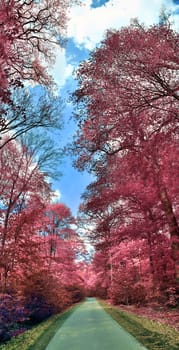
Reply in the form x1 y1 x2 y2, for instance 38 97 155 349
72 22 179 305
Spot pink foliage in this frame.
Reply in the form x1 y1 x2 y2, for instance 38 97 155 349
74 23 179 305
0 137 85 336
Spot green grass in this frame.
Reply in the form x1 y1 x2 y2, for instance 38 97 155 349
0 303 82 350
99 300 179 350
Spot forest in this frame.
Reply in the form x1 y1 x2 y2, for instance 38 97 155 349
0 0 178 345
74 22 179 307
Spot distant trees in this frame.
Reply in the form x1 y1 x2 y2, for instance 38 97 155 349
0 136 84 339
72 23 179 305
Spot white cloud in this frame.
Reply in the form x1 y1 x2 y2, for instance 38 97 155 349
50 47 74 88
67 0 177 50
51 189 62 202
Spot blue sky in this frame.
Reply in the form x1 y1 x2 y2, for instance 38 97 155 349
91 0 110 8
49 0 179 217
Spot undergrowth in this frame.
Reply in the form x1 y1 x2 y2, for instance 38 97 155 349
0 303 81 350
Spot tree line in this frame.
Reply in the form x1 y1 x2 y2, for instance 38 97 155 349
72 21 179 306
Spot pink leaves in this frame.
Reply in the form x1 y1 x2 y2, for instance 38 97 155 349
0 137 83 310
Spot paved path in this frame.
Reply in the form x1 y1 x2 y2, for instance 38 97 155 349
45 298 148 350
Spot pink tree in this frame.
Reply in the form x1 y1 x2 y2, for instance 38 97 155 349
0 137 51 291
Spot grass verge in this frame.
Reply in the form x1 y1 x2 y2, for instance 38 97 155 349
0 303 82 350
99 300 179 350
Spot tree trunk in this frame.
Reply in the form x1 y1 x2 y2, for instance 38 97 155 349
159 186 179 283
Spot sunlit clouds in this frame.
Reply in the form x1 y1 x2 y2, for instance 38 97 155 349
67 0 176 50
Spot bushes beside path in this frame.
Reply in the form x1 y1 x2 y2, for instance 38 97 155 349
0 303 81 350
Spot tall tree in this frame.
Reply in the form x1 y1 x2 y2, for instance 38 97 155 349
0 136 51 291
72 23 179 289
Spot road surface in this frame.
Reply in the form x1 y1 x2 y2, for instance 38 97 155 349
45 298 148 350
